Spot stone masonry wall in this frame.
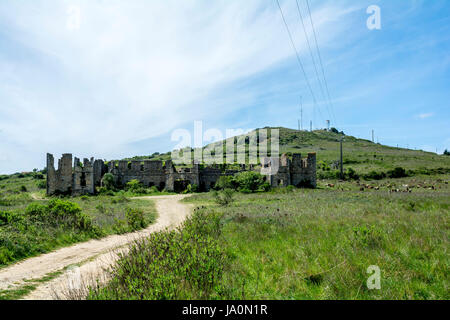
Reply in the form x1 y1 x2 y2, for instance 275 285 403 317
47 152 317 196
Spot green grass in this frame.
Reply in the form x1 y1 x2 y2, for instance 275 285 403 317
0 174 158 268
87 174 449 300
183 175 449 300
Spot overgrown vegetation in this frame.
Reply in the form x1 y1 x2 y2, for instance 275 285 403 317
85 174 449 300
0 174 157 267
87 209 225 300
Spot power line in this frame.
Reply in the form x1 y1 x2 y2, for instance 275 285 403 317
275 0 324 125
295 0 331 124
305 0 338 128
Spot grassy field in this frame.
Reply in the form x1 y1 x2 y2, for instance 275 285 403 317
0 173 158 268
185 175 449 299
86 174 449 300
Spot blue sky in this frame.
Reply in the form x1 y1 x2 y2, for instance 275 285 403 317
0 0 449 173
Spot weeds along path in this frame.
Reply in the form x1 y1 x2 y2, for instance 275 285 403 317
0 195 193 300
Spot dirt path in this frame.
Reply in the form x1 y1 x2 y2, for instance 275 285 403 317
0 195 192 300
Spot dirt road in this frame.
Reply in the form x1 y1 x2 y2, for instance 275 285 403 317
0 195 192 300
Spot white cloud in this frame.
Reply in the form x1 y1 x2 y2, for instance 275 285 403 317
0 0 356 173
417 113 434 119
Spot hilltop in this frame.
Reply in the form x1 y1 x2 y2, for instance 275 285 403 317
124 127 450 178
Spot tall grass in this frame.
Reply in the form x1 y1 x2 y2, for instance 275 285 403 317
87 209 225 300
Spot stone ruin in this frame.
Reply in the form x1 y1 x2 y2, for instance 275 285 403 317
46 152 316 196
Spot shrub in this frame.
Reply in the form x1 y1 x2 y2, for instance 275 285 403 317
47 199 93 230
183 184 199 194
317 160 331 171
364 170 386 180
387 167 408 178
98 187 115 196
0 211 22 226
317 170 340 180
125 179 147 194
233 171 265 193
37 180 47 189
33 173 44 180
259 182 272 192
212 188 235 207
125 208 146 231
214 176 235 190
25 200 93 231
102 173 116 191
346 167 359 180
20 185 27 192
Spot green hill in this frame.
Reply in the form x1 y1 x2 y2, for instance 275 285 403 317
126 127 450 178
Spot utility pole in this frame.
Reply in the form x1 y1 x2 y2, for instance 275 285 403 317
372 130 374 143
340 137 344 180
310 120 312 132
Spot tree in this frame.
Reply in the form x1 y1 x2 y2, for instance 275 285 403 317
444 149 450 156
102 173 116 190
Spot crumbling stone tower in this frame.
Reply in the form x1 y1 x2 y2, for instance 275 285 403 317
47 153 73 195
47 153 104 196
260 153 316 188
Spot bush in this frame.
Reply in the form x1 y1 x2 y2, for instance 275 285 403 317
37 180 47 189
212 188 235 207
125 208 146 231
98 187 115 196
20 185 27 192
183 184 199 194
346 167 360 180
233 171 265 193
214 176 235 190
387 167 408 178
259 182 271 192
364 170 386 180
0 211 22 226
317 170 340 180
125 179 147 194
33 173 44 180
102 173 116 191
25 200 93 231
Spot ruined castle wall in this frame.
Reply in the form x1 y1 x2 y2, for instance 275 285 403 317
72 158 95 195
290 153 316 187
261 153 316 188
46 153 57 195
200 168 222 191
47 151 317 196
47 153 73 195
93 159 105 186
